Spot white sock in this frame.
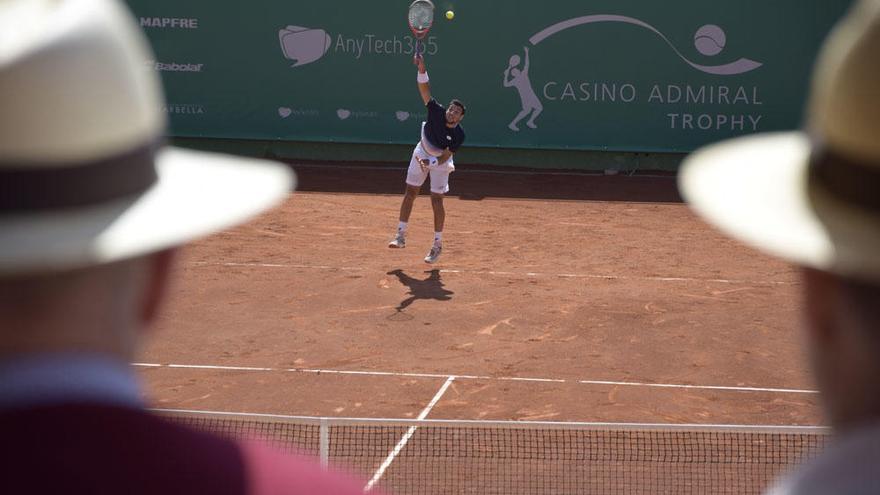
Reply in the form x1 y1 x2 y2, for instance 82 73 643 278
434 232 442 246
398 221 408 235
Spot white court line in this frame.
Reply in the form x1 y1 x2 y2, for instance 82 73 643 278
577 379 815 394
189 261 793 286
291 162 675 179
441 269 791 286
501 377 567 383
132 362 818 394
168 364 275 372
363 376 456 492
296 369 485 380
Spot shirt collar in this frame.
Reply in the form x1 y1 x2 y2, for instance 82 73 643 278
0 353 143 411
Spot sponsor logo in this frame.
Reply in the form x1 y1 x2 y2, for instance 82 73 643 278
335 109 379 120
332 34 435 59
279 26 332 67
503 15 764 133
279 24 437 68
162 104 204 115
145 61 204 72
395 111 410 122
528 16 761 76
278 107 320 119
694 24 726 56
139 17 199 29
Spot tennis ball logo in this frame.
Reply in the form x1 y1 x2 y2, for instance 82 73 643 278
337 109 351 120
278 107 292 118
694 24 726 56
279 25 332 67
396 111 410 122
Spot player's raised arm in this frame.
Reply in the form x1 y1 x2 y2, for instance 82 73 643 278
414 54 432 105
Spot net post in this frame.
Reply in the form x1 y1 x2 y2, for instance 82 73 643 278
319 417 329 469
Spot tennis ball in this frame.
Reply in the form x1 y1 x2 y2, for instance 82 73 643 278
446 10 454 20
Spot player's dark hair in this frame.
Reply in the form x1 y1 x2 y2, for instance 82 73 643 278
450 99 466 115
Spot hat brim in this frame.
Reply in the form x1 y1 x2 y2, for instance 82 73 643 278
0 147 294 275
679 131 880 280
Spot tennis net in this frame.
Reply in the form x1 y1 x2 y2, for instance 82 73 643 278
155 408 828 494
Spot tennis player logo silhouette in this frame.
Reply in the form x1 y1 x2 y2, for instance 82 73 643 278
503 46 543 132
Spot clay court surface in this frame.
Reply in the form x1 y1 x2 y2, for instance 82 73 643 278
138 162 822 427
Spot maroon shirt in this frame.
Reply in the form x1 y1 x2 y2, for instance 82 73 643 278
2 403 369 495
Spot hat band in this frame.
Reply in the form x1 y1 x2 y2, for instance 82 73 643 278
0 143 158 213
810 148 880 212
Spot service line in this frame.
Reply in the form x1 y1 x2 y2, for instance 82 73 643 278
190 261 794 286
133 362 817 394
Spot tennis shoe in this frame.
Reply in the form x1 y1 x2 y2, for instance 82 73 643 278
388 234 406 249
424 244 442 264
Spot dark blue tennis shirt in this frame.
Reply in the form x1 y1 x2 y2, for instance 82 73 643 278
422 99 465 153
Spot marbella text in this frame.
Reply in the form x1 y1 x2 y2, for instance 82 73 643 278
543 82 764 131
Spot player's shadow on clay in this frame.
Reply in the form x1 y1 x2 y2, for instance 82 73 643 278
386 269 454 318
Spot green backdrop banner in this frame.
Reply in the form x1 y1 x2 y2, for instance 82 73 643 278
126 0 850 153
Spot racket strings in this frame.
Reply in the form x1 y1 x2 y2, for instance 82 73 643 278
408 1 434 30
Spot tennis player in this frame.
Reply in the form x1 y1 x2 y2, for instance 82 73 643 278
388 53 466 264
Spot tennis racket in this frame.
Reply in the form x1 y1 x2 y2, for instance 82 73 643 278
407 0 434 58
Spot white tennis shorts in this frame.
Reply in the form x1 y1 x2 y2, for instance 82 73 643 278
405 142 455 194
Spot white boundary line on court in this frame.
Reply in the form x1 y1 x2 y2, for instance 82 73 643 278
133 362 818 394
574 379 813 394
290 162 676 179
189 261 794 286
363 376 455 492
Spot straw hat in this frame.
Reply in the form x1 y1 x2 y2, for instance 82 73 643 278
0 0 293 275
679 0 880 282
